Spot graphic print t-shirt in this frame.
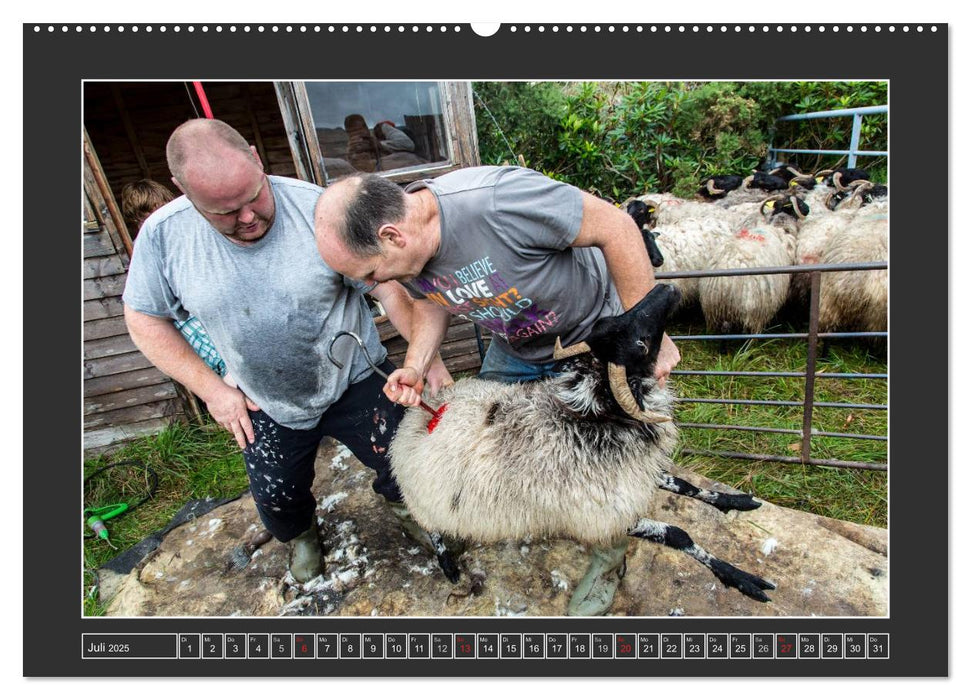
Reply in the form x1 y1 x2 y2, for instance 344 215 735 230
402 166 623 362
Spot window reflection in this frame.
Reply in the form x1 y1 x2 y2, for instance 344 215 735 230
304 82 448 180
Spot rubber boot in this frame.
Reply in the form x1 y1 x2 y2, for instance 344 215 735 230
287 525 323 583
388 501 466 558
567 537 629 616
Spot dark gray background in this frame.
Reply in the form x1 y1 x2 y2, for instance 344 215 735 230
24 22 948 678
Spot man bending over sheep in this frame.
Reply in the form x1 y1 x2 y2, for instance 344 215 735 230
123 118 454 585
314 165 681 615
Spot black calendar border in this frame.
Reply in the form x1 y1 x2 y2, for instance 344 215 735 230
24 22 948 678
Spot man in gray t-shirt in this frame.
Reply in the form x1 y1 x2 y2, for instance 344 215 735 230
122 119 453 583
314 166 681 615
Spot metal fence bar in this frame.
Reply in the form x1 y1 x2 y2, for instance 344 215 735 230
802 271 822 461
680 449 887 472
678 423 886 442
673 370 887 380
677 398 887 410
768 104 888 167
655 261 887 280
671 332 886 341
771 148 887 158
776 105 888 120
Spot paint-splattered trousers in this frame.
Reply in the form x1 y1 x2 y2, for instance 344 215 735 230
242 361 405 542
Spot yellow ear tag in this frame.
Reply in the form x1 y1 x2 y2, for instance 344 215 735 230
789 178 798 188
648 207 656 214
764 200 776 210
816 176 825 183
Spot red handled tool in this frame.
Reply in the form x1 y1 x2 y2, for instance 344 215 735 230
328 331 449 433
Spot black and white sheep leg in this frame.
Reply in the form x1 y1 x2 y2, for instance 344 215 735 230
659 472 762 513
628 518 776 603
429 532 461 583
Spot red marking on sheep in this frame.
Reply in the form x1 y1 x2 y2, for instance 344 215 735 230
738 228 765 242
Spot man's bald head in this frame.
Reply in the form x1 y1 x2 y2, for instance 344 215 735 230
166 118 258 191
165 119 275 244
315 174 407 258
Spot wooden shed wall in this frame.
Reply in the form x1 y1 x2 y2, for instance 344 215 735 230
84 81 297 212
83 137 185 453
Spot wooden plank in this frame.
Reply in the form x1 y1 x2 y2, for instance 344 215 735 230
273 82 314 183
84 366 170 397
84 351 154 379
441 81 481 168
83 399 182 430
84 417 175 455
84 333 139 360
84 296 125 321
84 316 130 341
83 255 127 280
84 127 133 258
85 383 179 415
84 274 127 301
376 316 479 343
83 229 116 258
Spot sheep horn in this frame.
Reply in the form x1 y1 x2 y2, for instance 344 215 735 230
825 192 840 210
790 195 807 220
608 363 672 424
706 179 725 196
760 197 779 216
553 337 592 360
742 174 755 189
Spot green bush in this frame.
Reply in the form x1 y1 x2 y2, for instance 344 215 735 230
472 81 888 200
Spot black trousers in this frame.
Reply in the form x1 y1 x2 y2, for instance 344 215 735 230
242 361 405 542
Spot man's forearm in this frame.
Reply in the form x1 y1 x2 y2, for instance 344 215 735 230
123 305 227 402
402 300 451 377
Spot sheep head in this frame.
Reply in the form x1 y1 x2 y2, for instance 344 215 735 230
554 284 681 424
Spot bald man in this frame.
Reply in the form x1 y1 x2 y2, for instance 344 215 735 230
122 119 453 583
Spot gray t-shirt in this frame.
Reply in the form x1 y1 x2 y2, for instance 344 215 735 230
403 166 623 362
123 175 386 430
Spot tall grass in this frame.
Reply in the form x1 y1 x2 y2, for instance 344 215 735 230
82 421 248 615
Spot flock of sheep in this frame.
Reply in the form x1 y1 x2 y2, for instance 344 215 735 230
627 165 889 337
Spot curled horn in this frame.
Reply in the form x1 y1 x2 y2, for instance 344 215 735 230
760 195 782 217
846 180 875 207
789 195 808 220
825 192 841 211
607 363 672 424
706 179 725 196
741 174 755 189
553 336 592 360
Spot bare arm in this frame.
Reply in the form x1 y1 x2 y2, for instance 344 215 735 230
369 282 453 396
571 193 681 383
124 304 259 448
376 294 451 408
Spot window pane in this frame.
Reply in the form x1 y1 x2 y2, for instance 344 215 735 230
304 82 449 179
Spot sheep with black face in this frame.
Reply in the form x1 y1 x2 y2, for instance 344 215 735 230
387 285 776 609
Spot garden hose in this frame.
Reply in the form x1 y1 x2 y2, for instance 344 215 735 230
83 460 158 545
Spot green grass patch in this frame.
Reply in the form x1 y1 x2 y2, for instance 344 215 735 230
82 421 248 616
667 313 887 528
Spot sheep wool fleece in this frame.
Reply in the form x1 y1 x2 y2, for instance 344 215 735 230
122 175 386 430
403 166 624 362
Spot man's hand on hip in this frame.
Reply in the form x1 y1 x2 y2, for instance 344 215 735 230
204 382 261 449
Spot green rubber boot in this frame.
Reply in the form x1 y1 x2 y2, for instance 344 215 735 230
287 525 323 583
567 537 629 616
388 501 466 558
